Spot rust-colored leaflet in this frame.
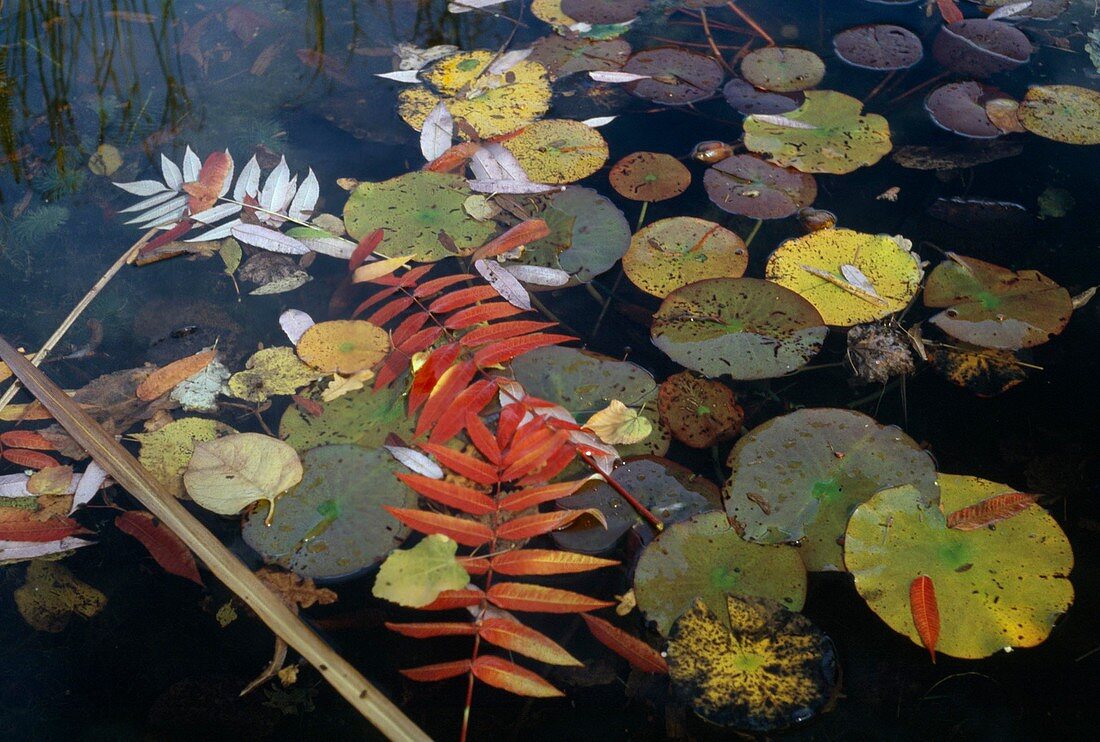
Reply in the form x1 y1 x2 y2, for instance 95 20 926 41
385 621 478 639
365 296 415 326
478 618 580 666
487 582 615 613
428 285 499 314
408 343 462 414
473 333 574 368
396 473 495 516
496 509 606 541
490 549 619 576
464 412 502 465
936 0 964 24
428 379 498 444
181 151 232 213
348 228 384 271
909 575 940 663
581 614 668 674
115 510 203 585
420 588 485 611
460 320 558 348
499 480 588 512
420 443 498 486
444 301 526 330
383 506 493 547
416 359 478 438
470 655 564 698
471 219 550 262
413 273 476 298
0 430 57 450
2 448 61 469
946 492 1037 531
136 350 216 401
400 659 472 682
0 507 87 541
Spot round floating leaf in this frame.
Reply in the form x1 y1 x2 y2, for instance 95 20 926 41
845 477 1074 659
651 277 827 380
184 433 303 517
609 152 691 202
743 91 892 175
740 47 825 93
765 228 924 326
132 417 237 498
927 342 1029 397
932 20 1030 78
561 0 647 24
723 77 803 116
623 217 747 298
528 35 631 78
521 187 630 285
397 51 551 138
725 408 939 572
923 254 1073 349
343 171 496 262
1017 85 1100 145
227 347 319 403
295 320 389 375
833 24 923 70
279 383 414 452
15 561 107 633
703 154 817 220
667 595 838 732
623 48 725 106
925 82 1003 139
373 534 470 608
657 371 743 449
634 511 807 636
242 445 416 579
502 119 608 184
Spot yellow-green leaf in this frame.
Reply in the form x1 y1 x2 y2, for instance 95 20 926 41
15 560 107 632
585 399 653 445
183 433 303 517
372 534 471 608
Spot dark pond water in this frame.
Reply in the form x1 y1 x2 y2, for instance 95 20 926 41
1 0 1098 739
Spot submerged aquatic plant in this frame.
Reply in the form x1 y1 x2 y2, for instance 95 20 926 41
10 204 70 244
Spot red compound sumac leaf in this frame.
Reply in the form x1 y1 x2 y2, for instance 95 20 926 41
487 582 615 613
479 618 581 666
0 430 57 450
502 430 570 482
396 474 495 516
420 443 498 486
910 575 940 663
581 614 668 674
491 549 618 576
383 506 493 547
385 621 478 639
471 655 564 698
2 449 61 470
115 510 203 585
444 301 526 330
946 492 1036 531
348 228 384 271
0 508 87 541
473 333 574 368
471 219 550 262
400 659 472 682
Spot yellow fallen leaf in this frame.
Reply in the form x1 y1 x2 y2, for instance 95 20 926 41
321 369 376 402
351 255 415 283
183 433 302 521
586 400 653 445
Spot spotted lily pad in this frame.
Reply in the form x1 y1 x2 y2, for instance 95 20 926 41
845 476 1074 658
343 171 496 262
743 91 892 175
528 35 631 78
609 152 691 202
295 320 389 375
651 277 827 380
667 595 838 732
923 254 1073 349
1017 85 1100 145
927 343 1029 397
725 408 939 572
242 445 415 579
833 25 923 70
279 384 414 452
561 0 647 24
502 119 608 184
623 218 747 298
520 187 630 285
623 48 725 106
925 82 1004 139
132 418 237 498
740 47 825 93
657 371 743 449
723 77 803 116
765 228 924 326
932 20 1031 78
227 347 320 403
634 511 807 636
703 154 817 219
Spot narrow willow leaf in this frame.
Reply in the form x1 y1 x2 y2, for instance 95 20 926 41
910 575 940 663
581 614 668 674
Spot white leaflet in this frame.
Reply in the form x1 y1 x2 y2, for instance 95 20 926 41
161 153 183 191
113 179 170 197
502 264 571 286
118 189 182 214
750 113 818 130
182 146 202 182
469 142 526 181
0 537 95 561
384 445 444 479
142 205 189 229
475 258 532 310
288 169 320 221
581 115 617 128
189 201 242 225
231 223 311 254
448 0 509 14
395 43 459 70
468 178 560 194
125 194 188 225
279 308 315 345
840 264 880 297
71 461 109 514
260 156 291 213
217 149 235 197
488 48 531 75
0 473 31 497
589 71 650 83
421 102 455 162
989 1 1031 20
187 219 240 242
374 69 421 83
297 234 355 259
235 156 261 201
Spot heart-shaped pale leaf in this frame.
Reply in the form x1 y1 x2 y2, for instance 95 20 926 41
585 399 653 445
184 433 302 518
373 534 470 607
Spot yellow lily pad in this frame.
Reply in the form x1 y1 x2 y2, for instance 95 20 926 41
624 217 747 298
227 347 320 403
295 320 390 375
1017 85 1100 145
502 119 608 184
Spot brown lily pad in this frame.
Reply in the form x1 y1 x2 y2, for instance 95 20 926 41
833 24 923 70
623 48 725 106
703 154 817 220
609 152 691 202
658 371 743 448
932 19 1031 78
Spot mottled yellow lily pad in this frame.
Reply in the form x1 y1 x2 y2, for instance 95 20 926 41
295 320 390 375
1018 85 1100 145
131 417 237 498
502 119 608 184
623 217 747 298
15 561 107 632
227 347 319 403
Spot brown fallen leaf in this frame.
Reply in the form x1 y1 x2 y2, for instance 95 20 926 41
137 351 217 402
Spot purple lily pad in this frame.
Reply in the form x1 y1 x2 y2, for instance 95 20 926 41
932 19 1031 78
624 48 725 106
833 24 924 71
703 154 817 220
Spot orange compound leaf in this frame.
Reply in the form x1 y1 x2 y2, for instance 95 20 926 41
471 219 551 263
502 430 571 482
459 556 490 575
373 352 412 391
181 150 232 213
460 320 559 348
408 343 462 414
348 228 384 272
936 0 964 24
136 350 216 401
910 575 940 663
471 655 564 698
396 326 445 356
444 301 526 330
947 493 1037 531
487 582 615 613
383 506 493 547
400 659 472 682
385 621 478 639
373 263 434 288
417 359 479 439
421 587 485 611
0 508 87 541
365 296 415 326
496 404 525 449
428 285 499 315
581 614 668 674
491 549 619 577
499 480 589 512
2 449 61 470
114 511 203 586
420 443 499 487
396 473 495 516
496 509 606 541
413 272 476 298
424 142 482 173
465 412 502 465
429 379 498 445
0 430 58 451
352 286 400 318
391 312 431 348
518 443 577 486
479 618 582 666
474 334 575 369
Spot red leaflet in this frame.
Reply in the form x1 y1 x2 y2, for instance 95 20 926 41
352 286 399 318
936 0 964 24
421 588 485 611
400 659 472 682
479 618 581 666
420 444 499 486
383 506 493 547
465 412 502 465
0 430 57 450
182 150 232 213
408 343 462 414
428 285 499 314
499 480 589 512
502 430 570 481
413 273 476 298
396 473 495 516
424 142 482 173
3 449 61 469
374 264 434 288
947 493 1036 531
496 404 525 449
581 614 668 674
460 320 558 348
504 421 553 465
391 312 431 348
474 333 574 368
460 556 490 575
366 296 415 326
416 359 478 438
138 219 193 257
491 549 619 576
487 582 615 613
373 353 411 391
470 219 551 262
496 509 605 541
428 379 498 445
348 228 384 271
0 508 87 541
910 575 940 663
385 621 478 639
396 326 445 356
292 394 324 417
518 443 576 486
471 655 564 698
444 302 526 330
115 511 203 585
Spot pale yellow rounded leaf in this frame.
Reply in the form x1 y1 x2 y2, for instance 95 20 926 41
586 399 654 445
183 433 303 516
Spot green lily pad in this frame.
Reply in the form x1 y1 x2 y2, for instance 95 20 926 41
242 445 415 580
623 48 725 106
609 152 691 202
743 91 892 175
923 254 1073 350
725 408 939 572
651 277 827 380
634 511 807 636
623 217 747 298
521 187 630 285
1017 85 1100 146
279 384 413 453
343 171 496 263
703 154 817 220
845 476 1074 659
502 119 608 184
740 47 825 93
